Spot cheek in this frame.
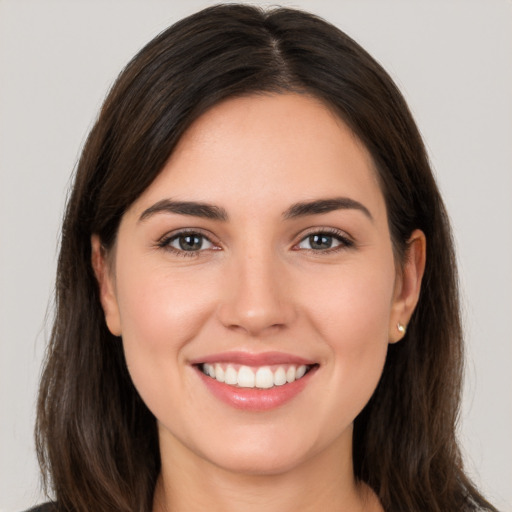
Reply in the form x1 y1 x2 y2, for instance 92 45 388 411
113 257 217 412
116 261 214 352
306 255 395 341
302 257 395 413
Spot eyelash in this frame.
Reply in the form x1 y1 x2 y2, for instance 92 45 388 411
292 228 354 254
156 229 220 258
156 227 354 257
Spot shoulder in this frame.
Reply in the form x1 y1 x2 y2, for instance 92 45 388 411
23 504 58 512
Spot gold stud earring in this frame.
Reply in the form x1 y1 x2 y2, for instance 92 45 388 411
397 322 406 334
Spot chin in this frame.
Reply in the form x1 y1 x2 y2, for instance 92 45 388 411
206 446 308 477
191 424 332 477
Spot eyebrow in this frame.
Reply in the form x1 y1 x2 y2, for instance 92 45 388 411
139 196 372 223
283 197 373 221
139 199 228 222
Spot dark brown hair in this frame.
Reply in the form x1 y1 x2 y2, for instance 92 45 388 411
36 4 497 512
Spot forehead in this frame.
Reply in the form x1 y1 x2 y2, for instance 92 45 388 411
128 93 385 221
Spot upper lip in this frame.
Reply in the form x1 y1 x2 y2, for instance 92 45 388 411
189 351 317 367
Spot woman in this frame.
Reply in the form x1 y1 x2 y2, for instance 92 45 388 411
30 4 498 512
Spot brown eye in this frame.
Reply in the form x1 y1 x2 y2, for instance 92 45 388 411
308 234 336 250
298 232 347 251
168 233 213 252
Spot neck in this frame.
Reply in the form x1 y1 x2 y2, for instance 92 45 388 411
152 425 382 512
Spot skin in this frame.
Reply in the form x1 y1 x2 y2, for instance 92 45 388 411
92 93 425 512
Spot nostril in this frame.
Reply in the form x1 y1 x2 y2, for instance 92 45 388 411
215 265 296 335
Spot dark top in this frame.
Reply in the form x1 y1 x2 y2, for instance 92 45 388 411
24 504 56 512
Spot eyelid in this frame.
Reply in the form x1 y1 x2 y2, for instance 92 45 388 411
154 226 354 255
292 227 355 251
156 228 222 254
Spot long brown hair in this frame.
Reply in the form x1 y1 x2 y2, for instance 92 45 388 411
36 4 497 512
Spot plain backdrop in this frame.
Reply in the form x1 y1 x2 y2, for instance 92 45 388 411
0 1 511 511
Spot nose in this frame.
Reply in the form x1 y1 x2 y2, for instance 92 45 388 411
217 249 296 337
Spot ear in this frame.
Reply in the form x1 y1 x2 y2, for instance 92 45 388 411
91 235 122 336
389 229 426 343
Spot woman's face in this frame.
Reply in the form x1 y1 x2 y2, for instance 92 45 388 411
95 93 423 476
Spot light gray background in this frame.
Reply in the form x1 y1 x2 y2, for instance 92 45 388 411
1 1 511 511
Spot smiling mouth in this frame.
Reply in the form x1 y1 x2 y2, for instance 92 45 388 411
198 363 317 389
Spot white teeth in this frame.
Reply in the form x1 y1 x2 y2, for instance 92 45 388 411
286 366 296 383
215 364 225 383
274 366 287 386
255 366 274 389
204 363 215 378
224 365 238 385
201 363 312 388
237 366 255 388
296 365 307 379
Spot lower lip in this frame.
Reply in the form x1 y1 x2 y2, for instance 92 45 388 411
195 367 316 411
